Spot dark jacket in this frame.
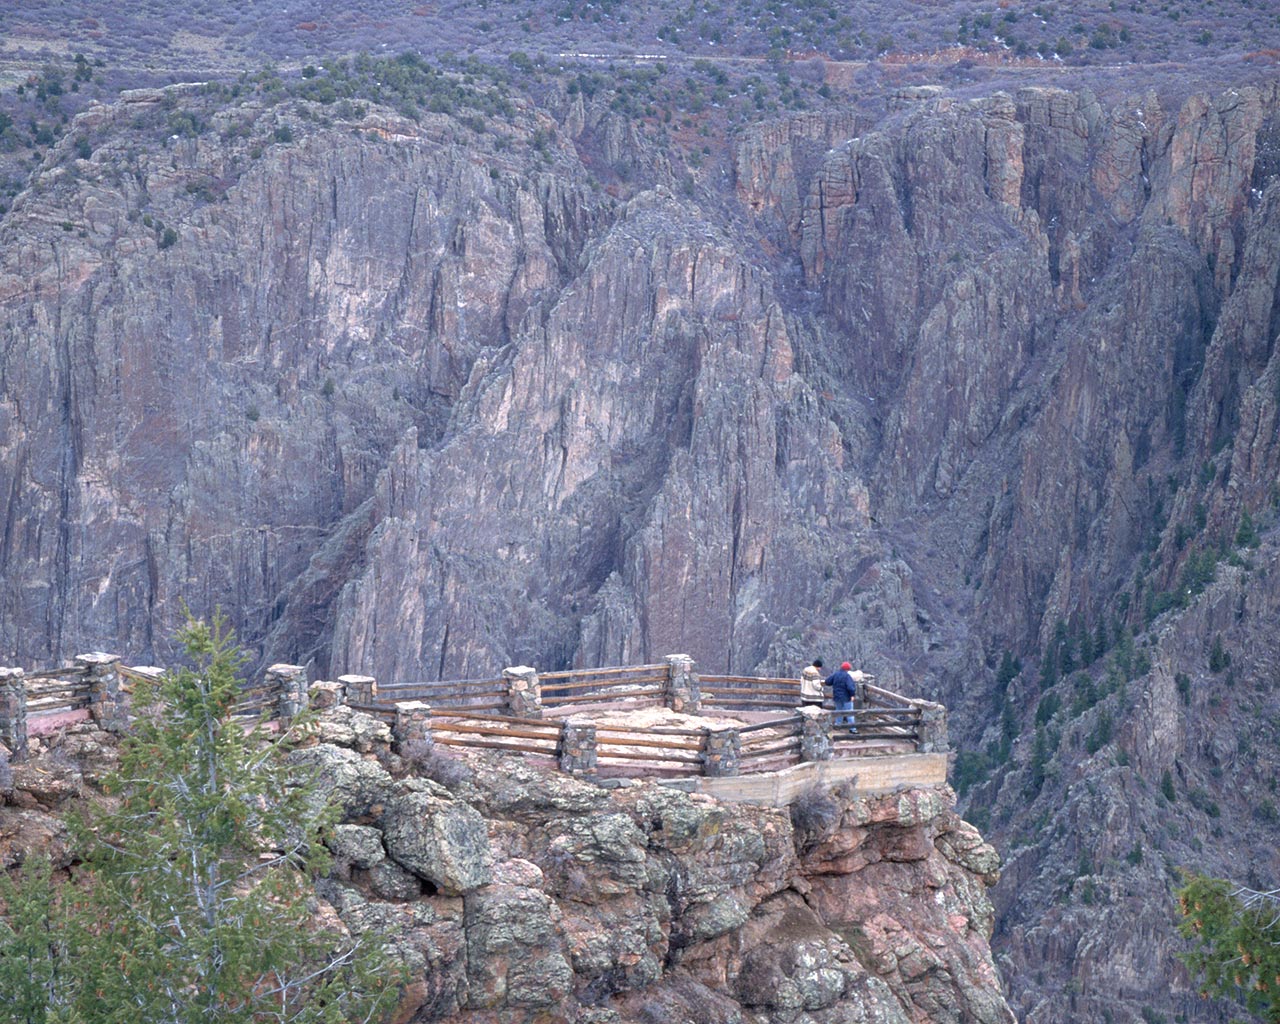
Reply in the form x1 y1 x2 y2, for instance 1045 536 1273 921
824 669 856 704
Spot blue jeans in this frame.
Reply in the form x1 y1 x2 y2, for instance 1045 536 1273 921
835 699 855 730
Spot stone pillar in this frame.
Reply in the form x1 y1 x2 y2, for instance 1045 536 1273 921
393 701 434 758
309 680 344 711
797 705 833 762
664 654 701 714
0 667 27 758
915 699 949 753
267 664 309 723
701 726 740 777
559 719 597 776
339 674 378 706
77 652 127 733
503 666 542 719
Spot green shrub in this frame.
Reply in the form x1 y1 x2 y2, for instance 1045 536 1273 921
1175 672 1192 705
1208 635 1231 673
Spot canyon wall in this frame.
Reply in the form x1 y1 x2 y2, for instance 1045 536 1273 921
2 72 1280 1021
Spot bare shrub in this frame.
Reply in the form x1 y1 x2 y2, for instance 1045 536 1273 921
790 784 842 853
408 746 474 789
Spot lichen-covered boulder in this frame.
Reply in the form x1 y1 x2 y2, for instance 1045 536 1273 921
534 811 651 901
382 788 493 895
463 883 573 1009
288 744 395 822
936 818 1001 884
467 754 611 819
367 858 423 901
327 823 386 869
313 706 394 754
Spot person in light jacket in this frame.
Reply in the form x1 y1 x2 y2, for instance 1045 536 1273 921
799 659 825 708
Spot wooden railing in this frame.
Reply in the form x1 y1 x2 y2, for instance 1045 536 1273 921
2 654 946 785
429 712 562 756
593 722 706 776
738 719 805 772
700 674 800 709
24 667 93 716
374 677 506 714
540 664 669 709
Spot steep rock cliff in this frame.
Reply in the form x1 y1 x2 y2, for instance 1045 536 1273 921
0 712 1011 1024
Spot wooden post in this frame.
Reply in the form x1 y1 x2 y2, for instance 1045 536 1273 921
0 667 27 758
503 666 542 719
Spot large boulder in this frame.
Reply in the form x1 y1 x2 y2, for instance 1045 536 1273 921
382 788 493 895
463 883 573 1009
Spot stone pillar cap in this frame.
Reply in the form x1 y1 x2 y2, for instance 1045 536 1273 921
394 700 432 711
75 652 121 665
504 665 537 674
267 663 306 674
337 674 376 683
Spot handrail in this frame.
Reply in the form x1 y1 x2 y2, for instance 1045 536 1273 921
541 664 668 680
25 666 87 681
700 674 799 687
428 710 551 727
378 678 505 693
542 674 667 692
863 683 916 708
3 655 938 785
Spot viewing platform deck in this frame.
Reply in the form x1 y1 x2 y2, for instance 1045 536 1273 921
1 654 949 806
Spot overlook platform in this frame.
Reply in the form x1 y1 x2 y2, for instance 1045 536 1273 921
1 654 949 806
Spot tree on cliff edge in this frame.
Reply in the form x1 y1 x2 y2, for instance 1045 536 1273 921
0 613 400 1024
1178 873 1280 1023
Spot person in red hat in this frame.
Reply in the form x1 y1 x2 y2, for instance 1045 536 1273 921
824 661 858 732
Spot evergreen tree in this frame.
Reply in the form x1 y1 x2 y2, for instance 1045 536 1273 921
1078 622 1095 667
1093 618 1108 660
0 614 400 1024
1027 726 1052 796
1178 875 1280 1022
1058 633 1076 677
1209 634 1231 673
0 856 77 1023
1236 509 1260 548
995 650 1022 690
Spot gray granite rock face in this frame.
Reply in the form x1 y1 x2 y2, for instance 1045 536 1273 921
382 789 493 895
327 823 386 870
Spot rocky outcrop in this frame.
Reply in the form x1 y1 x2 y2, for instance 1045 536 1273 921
0 709 1011 1024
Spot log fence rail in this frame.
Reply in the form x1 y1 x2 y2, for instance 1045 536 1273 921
1 653 947 781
